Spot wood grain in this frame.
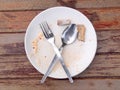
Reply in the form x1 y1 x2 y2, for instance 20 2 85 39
0 54 120 78
97 30 120 53
0 33 25 55
0 11 39 33
0 0 120 89
0 0 120 11
0 9 120 33
0 79 120 90
0 30 120 55
0 0 58 11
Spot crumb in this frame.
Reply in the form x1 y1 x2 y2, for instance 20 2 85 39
45 56 47 58
38 32 44 40
32 46 35 49
31 32 44 54
57 19 71 26
77 24 86 42
32 38 38 53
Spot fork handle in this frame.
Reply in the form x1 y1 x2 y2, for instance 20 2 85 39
41 47 62 83
41 43 73 83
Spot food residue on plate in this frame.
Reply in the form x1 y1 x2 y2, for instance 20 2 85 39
32 32 44 54
31 20 86 74
57 19 71 26
32 38 38 54
77 24 86 42
38 32 44 40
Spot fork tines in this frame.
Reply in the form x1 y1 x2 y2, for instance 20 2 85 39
39 21 53 38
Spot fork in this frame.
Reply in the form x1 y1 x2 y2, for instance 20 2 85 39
39 21 73 83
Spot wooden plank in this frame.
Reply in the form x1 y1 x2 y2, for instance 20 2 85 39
58 0 120 9
0 79 120 90
97 30 120 53
0 55 39 78
0 54 120 78
0 0 120 11
0 30 120 55
0 9 120 33
0 33 25 55
80 54 120 77
81 9 120 30
0 0 58 11
72 0 120 8
0 11 40 33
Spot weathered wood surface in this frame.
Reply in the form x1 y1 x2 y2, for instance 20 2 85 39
0 79 120 90
0 33 24 55
0 0 120 89
0 30 120 55
0 9 120 32
0 54 120 79
0 0 120 11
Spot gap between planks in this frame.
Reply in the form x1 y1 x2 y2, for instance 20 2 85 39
0 76 120 80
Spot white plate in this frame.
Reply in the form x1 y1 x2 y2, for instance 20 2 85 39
25 6 97 79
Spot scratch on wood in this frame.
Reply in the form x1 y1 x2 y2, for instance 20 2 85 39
112 35 120 41
4 12 16 18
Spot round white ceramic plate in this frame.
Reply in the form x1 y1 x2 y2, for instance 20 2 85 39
25 6 97 79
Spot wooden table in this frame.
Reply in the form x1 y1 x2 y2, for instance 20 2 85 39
0 0 120 90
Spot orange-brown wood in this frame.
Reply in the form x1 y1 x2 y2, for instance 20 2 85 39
0 9 120 33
